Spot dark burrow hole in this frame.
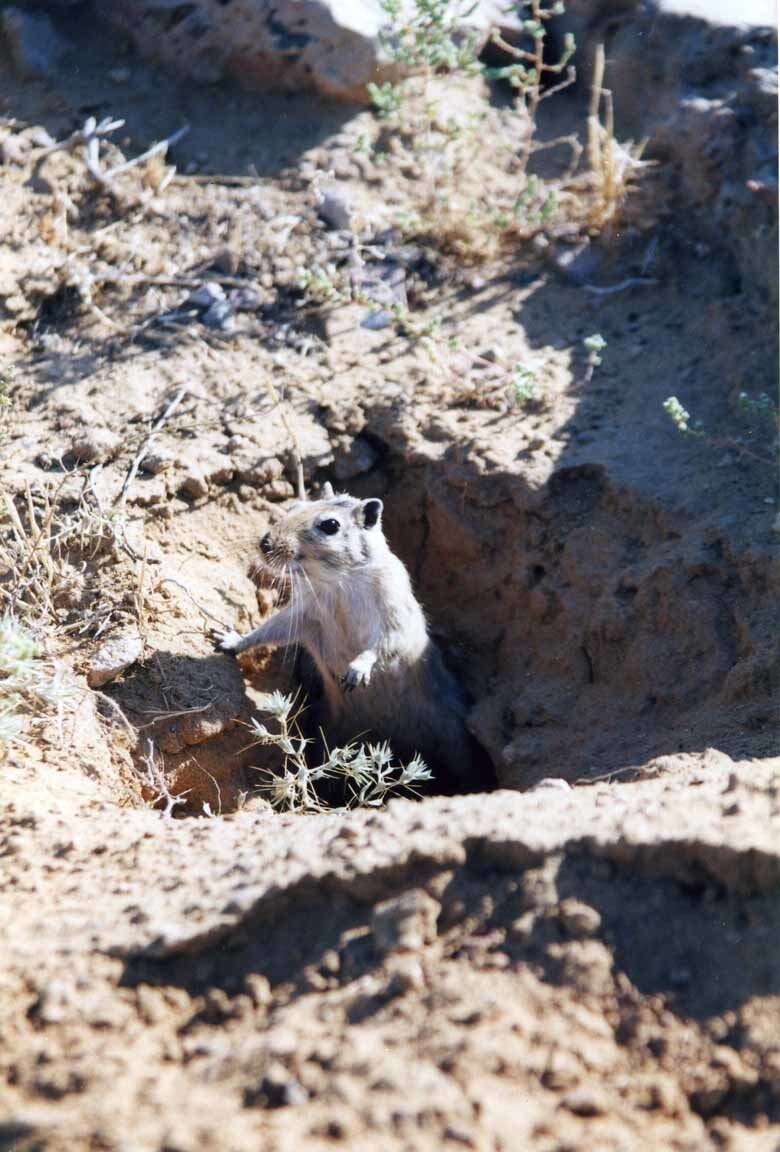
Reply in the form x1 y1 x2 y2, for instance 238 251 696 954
112 432 777 818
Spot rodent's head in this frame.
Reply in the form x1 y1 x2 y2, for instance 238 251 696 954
258 490 386 583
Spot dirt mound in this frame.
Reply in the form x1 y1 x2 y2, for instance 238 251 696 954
2 753 779 1150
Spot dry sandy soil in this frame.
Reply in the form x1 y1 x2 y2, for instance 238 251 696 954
0 7 778 1151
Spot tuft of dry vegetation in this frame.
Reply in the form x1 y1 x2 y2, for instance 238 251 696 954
0 470 131 630
248 690 433 811
0 616 68 749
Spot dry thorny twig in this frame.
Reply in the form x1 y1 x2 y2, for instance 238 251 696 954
142 737 188 820
37 115 189 196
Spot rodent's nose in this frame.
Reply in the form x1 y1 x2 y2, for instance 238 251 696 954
260 533 273 556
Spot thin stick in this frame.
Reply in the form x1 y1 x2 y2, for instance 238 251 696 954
93 271 258 291
173 173 261 187
587 44 605 174
92 690 137 742
141 738 188 819
115 387 187 508
102 125 189 181
156 577 230 629
584 277 658 296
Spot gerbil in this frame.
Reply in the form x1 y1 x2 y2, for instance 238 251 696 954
217 484 487 792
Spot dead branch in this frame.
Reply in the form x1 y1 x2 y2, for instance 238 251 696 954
141 738 188 819
584 277 658 296
115 387 187 510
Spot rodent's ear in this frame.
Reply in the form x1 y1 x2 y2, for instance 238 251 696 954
360 499 383 529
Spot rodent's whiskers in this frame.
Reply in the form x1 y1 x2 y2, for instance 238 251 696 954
283 563 301 665
299 566 323 618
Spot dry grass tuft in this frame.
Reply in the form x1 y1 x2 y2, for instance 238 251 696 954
0 617 68 750
0 470 131 632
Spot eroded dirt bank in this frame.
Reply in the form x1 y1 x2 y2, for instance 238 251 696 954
2 753 780 1151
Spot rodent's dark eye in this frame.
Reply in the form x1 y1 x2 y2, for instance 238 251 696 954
319 518 341 536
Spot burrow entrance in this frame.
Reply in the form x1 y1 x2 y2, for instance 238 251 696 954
103 433 776 817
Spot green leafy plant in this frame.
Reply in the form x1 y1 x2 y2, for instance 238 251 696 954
663 392 777 471
247 690 433 811
485 0 576 176
512 364 540 406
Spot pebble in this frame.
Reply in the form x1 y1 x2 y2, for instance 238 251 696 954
87 633 143 688
562 1087 608 1117
140 449 172 475
1 134 28 166
333 436 379 480
479 345 505 364
361 310 394 331
179 471 209 500
201 299 235 330
69 427 121 464
372 889 440 955
317 186 354 231
558 899 602 939
187 282 225 309
243 1065 308 1109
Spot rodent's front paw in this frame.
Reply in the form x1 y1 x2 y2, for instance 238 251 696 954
213 628 243 654
340 663 372 692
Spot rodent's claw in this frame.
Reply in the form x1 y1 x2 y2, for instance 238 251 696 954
213 628 243 654
341 665 371 692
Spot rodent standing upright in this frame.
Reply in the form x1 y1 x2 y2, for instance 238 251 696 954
217 485 487 792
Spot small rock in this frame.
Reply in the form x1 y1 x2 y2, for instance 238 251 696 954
558 899 602 939
508 912 536 944
1 134 28 166
127 475 168 508
530 778 572 792
87 633 143 688
444 1126 476 1147
229 286 264 311
243 1065 308 1109
235 457 284 487
385 956 425 993
372 889 440 955
32 979 75 1024
1 8 68 79
550 239 601 285
360 310 394 330
179 471 209 500
140 449 172 476
69 427 121 464
562 1088 608 1117
265 479 295 501
187 282 225 309
317 186 353 231
201 299 235 330
244 973 272 1007
333 436 379 481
